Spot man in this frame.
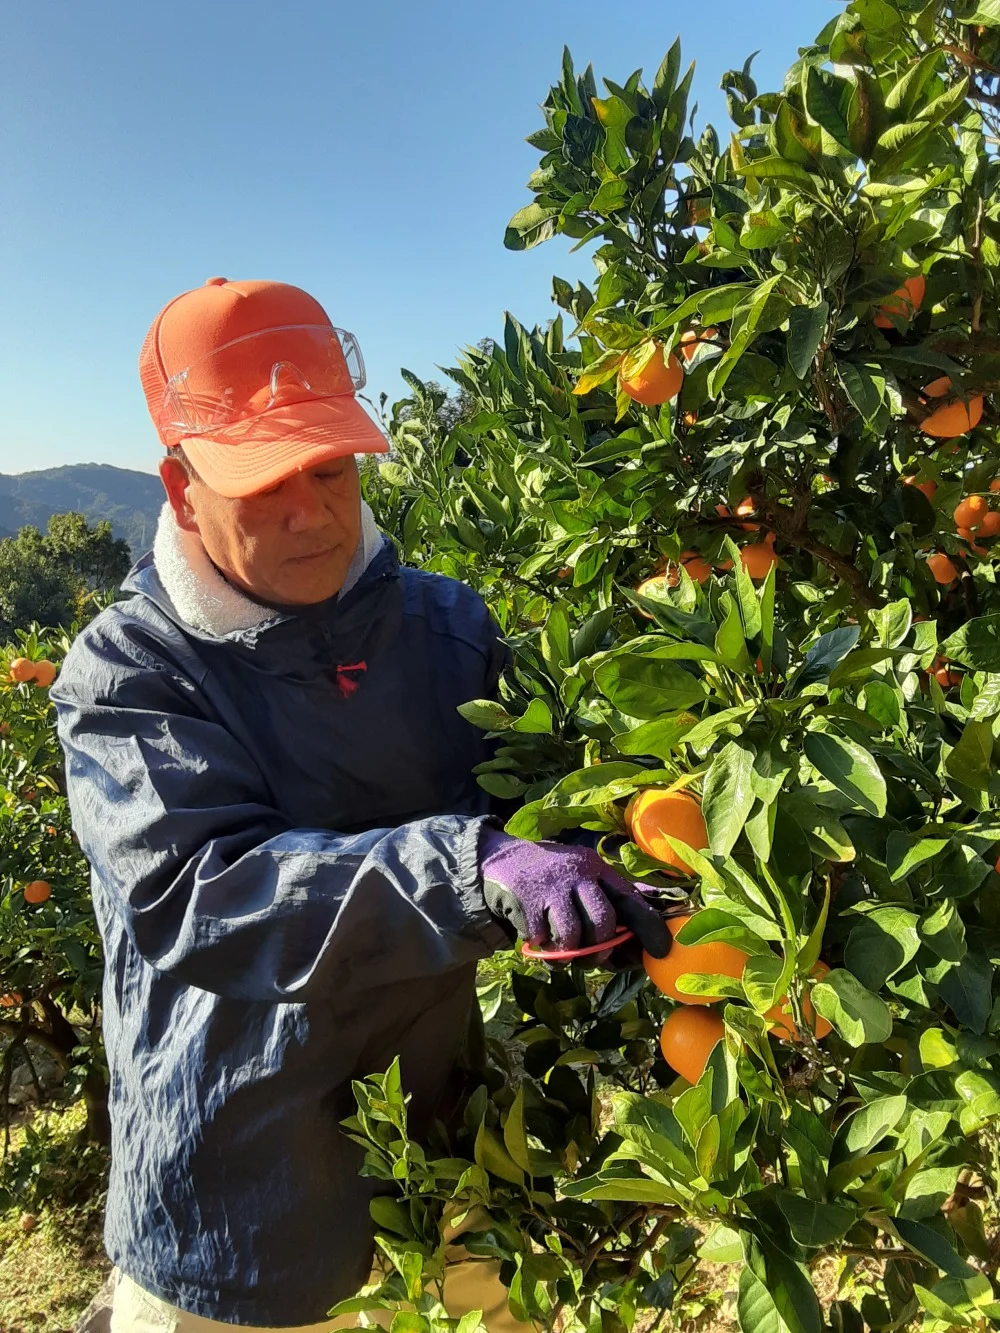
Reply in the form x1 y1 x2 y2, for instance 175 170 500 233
53 278 668 1331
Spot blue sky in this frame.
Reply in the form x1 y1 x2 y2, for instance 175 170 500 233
0 1 835 477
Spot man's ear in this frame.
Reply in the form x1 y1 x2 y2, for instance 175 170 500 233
160 457 199 534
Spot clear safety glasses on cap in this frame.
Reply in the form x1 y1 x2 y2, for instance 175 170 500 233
157 324 367 445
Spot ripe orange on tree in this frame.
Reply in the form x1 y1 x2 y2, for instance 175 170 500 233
0 992 22 1008
977 510 1000 538
32 660 57 688
902 475 937 501
644 913 749 1005
954 496 988 529
23 880 51 905
674 550 711 585
620 344 683 405
874 274 926 328
9 658 36 684
659 1007 725 1084
766 962 834 1041
927 553 958 585
626 790 708 874
741 535 778 581
920 377 984 438
957 528 987 557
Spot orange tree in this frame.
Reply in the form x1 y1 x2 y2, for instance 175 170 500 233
351 4 1000 1331
0 626 107 1151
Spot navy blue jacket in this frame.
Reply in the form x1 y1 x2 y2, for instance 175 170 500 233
52 536 510 1325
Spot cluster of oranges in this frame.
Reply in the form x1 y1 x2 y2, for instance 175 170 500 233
7 658 58 688
635 498 777 604
911 483 1000 589
621 788 831 1084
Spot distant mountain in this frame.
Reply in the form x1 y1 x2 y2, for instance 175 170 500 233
0 464 164 555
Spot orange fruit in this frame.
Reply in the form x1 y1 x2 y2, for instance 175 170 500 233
767 963 833 1041
627 790 708 875
903 476 937 501
659 1007 725 1084
920 377 984 438
927 553 958 585
874 275 926 329
9 659 36 684
556 567 572 580
644 913 749 1005
620 346 684 406
22 880 51 905
679 550 711 584
31 660 56 688
679 328 719 363
934 666 963 689
990 480 1000 494
741 541 778 580
978 510 1000 538
954 496 988 529
0 992 22 1008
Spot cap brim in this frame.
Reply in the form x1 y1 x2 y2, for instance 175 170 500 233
180 395 389 499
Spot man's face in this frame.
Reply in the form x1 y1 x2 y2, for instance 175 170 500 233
160 455 363 607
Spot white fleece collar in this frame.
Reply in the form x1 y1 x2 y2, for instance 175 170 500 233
152 499 384 638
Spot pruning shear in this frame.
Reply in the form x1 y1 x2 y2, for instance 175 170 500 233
519 886 688 962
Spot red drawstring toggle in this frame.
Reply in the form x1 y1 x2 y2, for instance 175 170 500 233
334 661 367 697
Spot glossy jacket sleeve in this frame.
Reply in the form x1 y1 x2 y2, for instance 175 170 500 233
52 642 509 1005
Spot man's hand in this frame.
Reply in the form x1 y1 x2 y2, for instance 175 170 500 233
479 828 670 957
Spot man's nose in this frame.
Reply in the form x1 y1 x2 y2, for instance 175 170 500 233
284 475 333 533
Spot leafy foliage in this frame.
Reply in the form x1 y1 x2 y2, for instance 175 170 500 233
358 4 1000 1331
0 513 130 638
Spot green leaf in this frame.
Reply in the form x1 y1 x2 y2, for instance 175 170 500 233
804 66 854 152
595 654 708 718
474 1122 524 1186
941 615 1000 670
945 720 995 791
920 899 967 963
892 1218 975 1279
737 1267 782 1333
504 203 561 251
742 953 785 1013
870 598 913 649
703 741 756 858
787 302 828 379
617 715 698 760
775 1193 857 1248
839 362 885 424
845 908 921 989
938 953 995 1034
458 700 515 731
798 626 861 686
887 833 949 881
812 969 893 1046
540 603 572 681
512 698 554 734
804 731 887 817
830 1094 908 1167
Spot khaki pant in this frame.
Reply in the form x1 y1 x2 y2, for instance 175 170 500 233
110 1258 527 1332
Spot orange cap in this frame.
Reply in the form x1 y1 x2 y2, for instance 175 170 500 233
139 278 388 497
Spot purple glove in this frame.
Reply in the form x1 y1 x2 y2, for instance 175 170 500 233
479 827 669 956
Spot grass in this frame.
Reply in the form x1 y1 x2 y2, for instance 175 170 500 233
0 1101 110 1333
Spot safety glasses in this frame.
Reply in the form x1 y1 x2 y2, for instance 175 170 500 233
157 324 366 445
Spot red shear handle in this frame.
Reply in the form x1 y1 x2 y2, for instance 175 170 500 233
520 925 634 962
